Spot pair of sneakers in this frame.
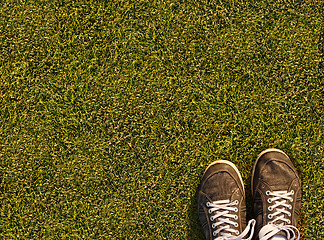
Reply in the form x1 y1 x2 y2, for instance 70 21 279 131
197 149 301 240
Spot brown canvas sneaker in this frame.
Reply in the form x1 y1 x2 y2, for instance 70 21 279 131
251 149 302 240
198 160 255 240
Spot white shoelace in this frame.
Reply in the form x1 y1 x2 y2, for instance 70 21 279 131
206 199 256 240
259 224 300 240
259 190 300 240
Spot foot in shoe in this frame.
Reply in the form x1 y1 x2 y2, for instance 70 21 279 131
198 160 256 240
252 149 302 240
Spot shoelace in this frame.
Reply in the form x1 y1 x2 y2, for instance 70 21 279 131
206 199 256 240
259 224 300 240
259 190 300 240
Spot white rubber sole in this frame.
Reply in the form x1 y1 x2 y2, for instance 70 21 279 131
251 148 290 194
204 160 245 192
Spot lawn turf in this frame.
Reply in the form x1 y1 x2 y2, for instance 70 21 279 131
0 0 323 239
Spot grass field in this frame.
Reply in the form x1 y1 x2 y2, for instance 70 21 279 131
0 0 323 239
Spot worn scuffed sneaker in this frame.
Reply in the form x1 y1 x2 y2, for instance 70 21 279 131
252 149 302 240
198 160 256 240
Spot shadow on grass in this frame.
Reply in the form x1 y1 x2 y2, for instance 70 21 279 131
287 149 307 240
187 187 204 240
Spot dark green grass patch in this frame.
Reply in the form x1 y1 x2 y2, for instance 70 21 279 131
0 0 323 239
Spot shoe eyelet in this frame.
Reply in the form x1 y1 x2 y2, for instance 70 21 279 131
268 206 273 211
212 223 216 229
234 223 238 227
234 207 238 212
288 205 292 209
236 230 240 235
268 214 273 219
289 198 293 202
213 231 217 236
288 212 291 217
287 220 291 224
234 215 238 220
210 217 214 221
291 190 294 194
206 202 210 207
234 200 239 205
266 190 271 196
267 198 272 203
208 209 212 214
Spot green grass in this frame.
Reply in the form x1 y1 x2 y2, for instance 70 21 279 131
0 0 323 239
